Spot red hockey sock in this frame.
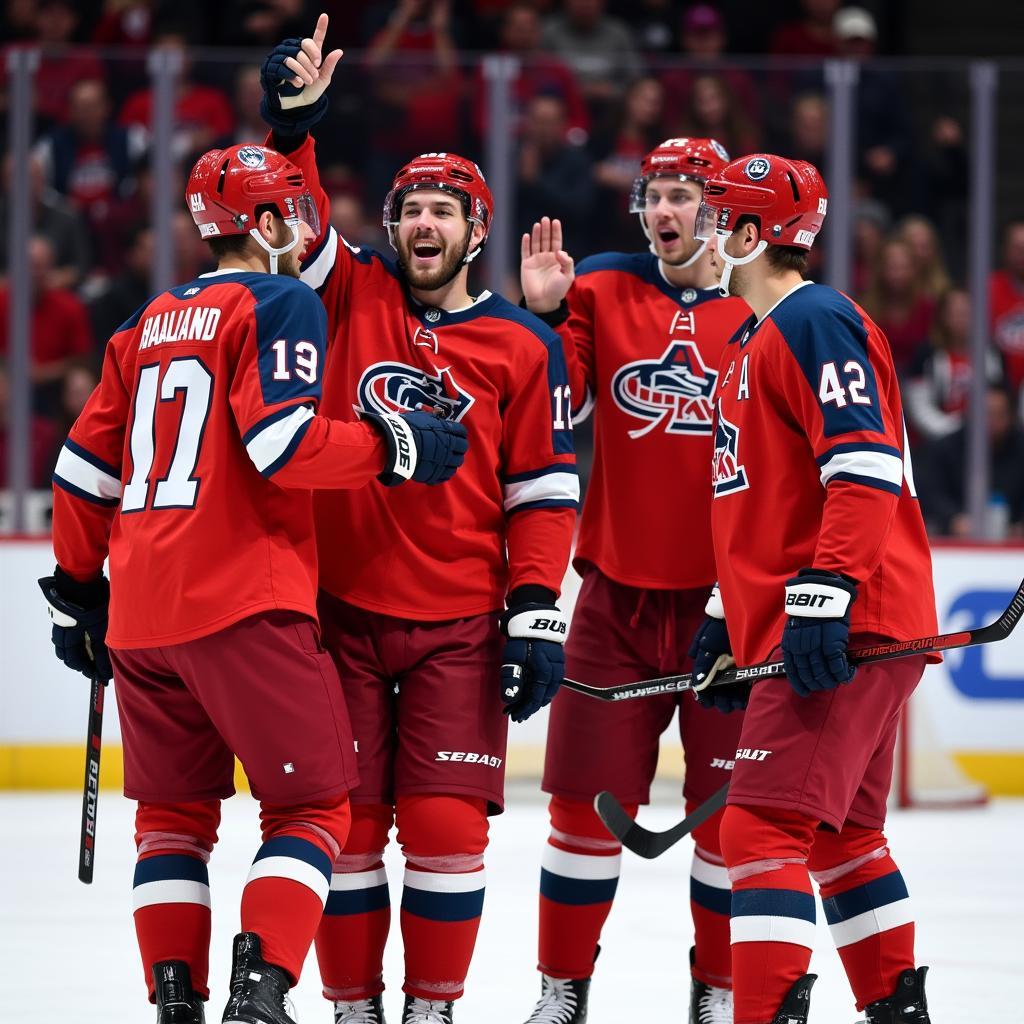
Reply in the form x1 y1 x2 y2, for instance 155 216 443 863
810 826 916 1010
538 795 632 980
316 803 394 1001
720 804 819 1024
690 806 732 989
397 794 489 1001
133 800 220 1001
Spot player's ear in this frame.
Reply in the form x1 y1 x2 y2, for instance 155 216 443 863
468 219 486 254
256 209 277 243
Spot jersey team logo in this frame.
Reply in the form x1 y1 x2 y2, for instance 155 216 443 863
611 340 718 439
358 361 475 422
712 403 749 496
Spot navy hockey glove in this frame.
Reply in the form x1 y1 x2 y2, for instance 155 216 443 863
38 568 114 683
499 588 567 723
781 568 859 697
688 586 748 713
361 410 469 486
260 39 329 135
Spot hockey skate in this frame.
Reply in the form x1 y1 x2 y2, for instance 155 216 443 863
688 948 732 1024
334 995 386 1024
862 967 930 1023
153 960 206 1023
401 995 454 1024
221 932 296 1024
522 975 590 1024
769 974 816 1024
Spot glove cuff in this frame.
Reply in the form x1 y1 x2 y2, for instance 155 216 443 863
704 583 725 619
53 566 109 609
360 410 419 486
259 93 329 137
500 603 567 644
784 569 857 619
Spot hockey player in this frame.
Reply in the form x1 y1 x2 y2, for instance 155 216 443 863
689 154 937 1024
39 143 468 1024
518 138 752 1024
258 15 578 1024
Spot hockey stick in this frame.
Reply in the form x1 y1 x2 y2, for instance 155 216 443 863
78 667 105 884
563 574 1024 704
590 576 1024 859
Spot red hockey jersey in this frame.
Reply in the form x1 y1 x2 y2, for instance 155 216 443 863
711 281 938 665
51 269 384 649
559 252 749 589
288 136 578 619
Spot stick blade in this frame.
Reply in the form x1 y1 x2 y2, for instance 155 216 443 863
594 791 660 859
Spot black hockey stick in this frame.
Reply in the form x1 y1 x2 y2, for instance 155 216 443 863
563 574 1024 705
589 576 1024 859
78 669 106 884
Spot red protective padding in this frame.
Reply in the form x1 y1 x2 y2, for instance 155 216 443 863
337 802 395 858
258 793 354 860
395 793 490 861
135 800 221 854
549 793 637 847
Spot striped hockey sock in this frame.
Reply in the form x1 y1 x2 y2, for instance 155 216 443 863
690 846 733 988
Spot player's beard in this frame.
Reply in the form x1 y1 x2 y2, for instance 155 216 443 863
276 248 302 279
659 234 704 267
398 232 469 291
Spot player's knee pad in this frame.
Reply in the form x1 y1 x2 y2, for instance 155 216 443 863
135 799 221 858
258 793 353 863
395 794 489 870
719 803 818 873
689 803 726 860
807 822 889 883
548 793 637 851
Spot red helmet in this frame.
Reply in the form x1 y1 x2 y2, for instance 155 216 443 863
185 144 319 240
694 154 828 250
383 152 494 260
629 137 731 214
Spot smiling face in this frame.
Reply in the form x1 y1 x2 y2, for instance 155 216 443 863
395 188 481 290
641 177 706 265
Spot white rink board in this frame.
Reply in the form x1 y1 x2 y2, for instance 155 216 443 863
3 540 1024 755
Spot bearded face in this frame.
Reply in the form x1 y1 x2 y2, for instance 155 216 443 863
395 191 478 291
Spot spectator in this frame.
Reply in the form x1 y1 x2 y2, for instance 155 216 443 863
0 359 59 488
52 358 100 442
673 73 760 158
91 0 155 47
769 0 839 56
989 219 1024 393
516 93 596 258
659 5 761 134
0 236 95 413
628 0 680 57
540 0 642 109
922 111 968 280
917 383 1024 539
1 0 37 41
118 28 235 162
905 288 1004 442
851 197 889 298
783 91 828 166
0 155 93 290
861 237 935 376
330 191 389 252
896 214 952 301
88 223 154 342
473 2 590 146
232 65 270 144
34 78 145 236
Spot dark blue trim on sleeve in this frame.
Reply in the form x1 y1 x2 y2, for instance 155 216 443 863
827 471 903 496
506 497 579 513
63 438 121 479
259 414 314 479
52 473 120 507
503 463 577 484
815 440 902 466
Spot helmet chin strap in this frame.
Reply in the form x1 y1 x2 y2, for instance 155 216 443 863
250 220 301 275
716 237 768 297
638 214 708 267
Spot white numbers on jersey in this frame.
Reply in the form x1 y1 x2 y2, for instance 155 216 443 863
818 360 871 409
271 338 319 384
553 384 573 431
122 357 213 513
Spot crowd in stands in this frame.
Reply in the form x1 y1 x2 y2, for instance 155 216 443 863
3 0 1024 538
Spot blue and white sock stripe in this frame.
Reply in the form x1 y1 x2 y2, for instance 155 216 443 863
133 854 210 911
503 465 580 513
53 440 122 506
730 888 817 949
324 867 391 916
540 844 621 906
817 441 904 495
246 835 332 905
242 404 315 477
690 853 731 916
401 867 486 922
821 870 913 948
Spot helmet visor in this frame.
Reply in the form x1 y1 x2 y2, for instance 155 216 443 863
294 192 320 237
694 201 726 242
629 174 706 214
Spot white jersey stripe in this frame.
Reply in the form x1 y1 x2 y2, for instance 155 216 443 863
503 471 579 512
301 227 339 291
54 445 122 501
818 449 903 489
244 405 315 473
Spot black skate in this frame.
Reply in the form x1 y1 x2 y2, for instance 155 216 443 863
863 967 930 1023
221 932 296 1024
770 974 816 1024
153 960 206 1023
334 994 387 1024
688 948 733 1024
522 975 590 1024
402 995 454 1024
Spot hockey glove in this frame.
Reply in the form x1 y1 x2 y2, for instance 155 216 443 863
38 568 114 683
361 409 469 486
260 38 330 135
688 585 749 713
499 589 567 723
781 568 858 697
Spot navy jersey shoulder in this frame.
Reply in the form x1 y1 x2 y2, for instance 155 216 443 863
479 292 565 355
576 251 654 281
